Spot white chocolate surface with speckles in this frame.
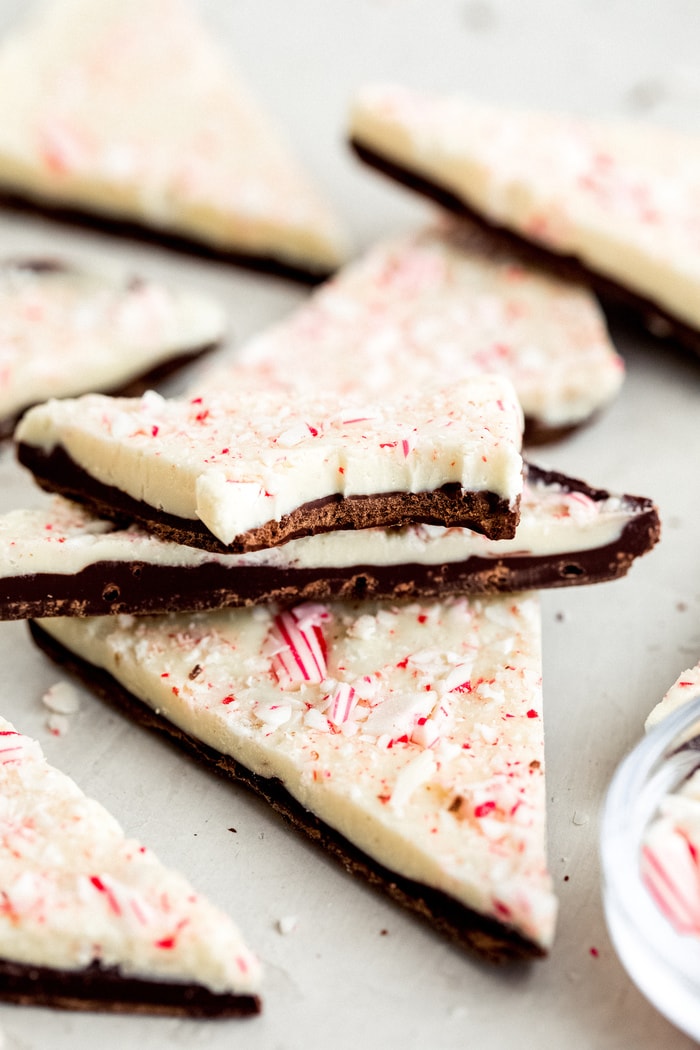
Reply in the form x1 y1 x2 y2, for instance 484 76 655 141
0 261 225 423
350 85 700 330
198 221 624 430
0 713 260 992
0 0 345 272
39 591 556 949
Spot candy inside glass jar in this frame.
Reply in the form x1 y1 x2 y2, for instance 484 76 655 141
600 694 700 1041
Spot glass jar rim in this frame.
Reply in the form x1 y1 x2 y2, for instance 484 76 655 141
600 692 700 987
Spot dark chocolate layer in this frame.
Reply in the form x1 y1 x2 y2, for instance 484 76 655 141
16 441 520 552
349 138 700 359
29 620 545 964
0 191 332 285
0 467 660 619
0 957 260 1017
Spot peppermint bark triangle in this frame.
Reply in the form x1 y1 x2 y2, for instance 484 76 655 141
349 85 700 353
15 376 525 553
0 0 345 279
199 220 624 444
0 714 261 1015
0 258 226 440
0 464 661 619
32 592 557 961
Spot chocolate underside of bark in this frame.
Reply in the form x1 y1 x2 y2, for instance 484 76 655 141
15 441 520 552
29 620 545 964
0 339 220 442
0 958 260 1017
0 190 332 285
349 138 700 359
0 466 661 619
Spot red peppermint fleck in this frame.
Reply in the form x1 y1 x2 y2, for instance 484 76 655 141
417 614 427 624
379 441 397 448
151 425 159 437
306 424 319 436
377 794 391 805
338 466 345 474
452 681 472 694
155 935 176 950
222 695 236 706
90 875 121 916
474 800 497 819
526 709 538 719
589 947 599 958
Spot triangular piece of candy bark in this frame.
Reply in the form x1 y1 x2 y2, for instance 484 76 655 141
31 592 557 961
349 86 700 353
0 257 225 439
15 376 525 551
0 714 260 1014
198 220 624 444
0 0 344 279
0 464 660 619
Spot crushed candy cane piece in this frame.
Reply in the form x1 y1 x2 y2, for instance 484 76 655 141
41 681 80 715
47 713 70 737
327 683 357 725
276 915 299 935
268 603 329 689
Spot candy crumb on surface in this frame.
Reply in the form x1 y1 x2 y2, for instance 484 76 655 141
41 680 80 714
276 916 299 935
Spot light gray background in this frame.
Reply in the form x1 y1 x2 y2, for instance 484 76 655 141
0 1 698 1047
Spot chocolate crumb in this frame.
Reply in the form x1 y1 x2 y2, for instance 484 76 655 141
228 827 237 834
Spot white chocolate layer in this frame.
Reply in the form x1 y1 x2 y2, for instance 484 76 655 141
199 221 623 430
645 662 700 731
0 0 345 272
15 377 524 547
350 85 700 330
0 714 260 993
0 260 225 422
39 592 556 949
0 473 642 578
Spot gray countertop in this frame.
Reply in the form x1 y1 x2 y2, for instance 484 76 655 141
0 1 698 1047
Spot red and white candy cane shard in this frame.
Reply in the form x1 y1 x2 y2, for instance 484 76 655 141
270 604 329 689
0 729 26 764
327 682 357 725
641 833 700 935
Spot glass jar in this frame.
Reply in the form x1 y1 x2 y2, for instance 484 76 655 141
600 693 700 1041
